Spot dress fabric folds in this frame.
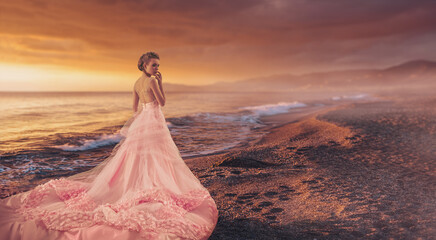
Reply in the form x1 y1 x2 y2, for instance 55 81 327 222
0 100 219 240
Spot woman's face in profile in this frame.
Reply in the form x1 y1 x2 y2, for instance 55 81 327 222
143 58 160 75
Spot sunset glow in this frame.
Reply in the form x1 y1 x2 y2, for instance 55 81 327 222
0 0 435 91
0 63 136 91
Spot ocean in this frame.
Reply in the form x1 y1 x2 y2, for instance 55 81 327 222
0 90 371 194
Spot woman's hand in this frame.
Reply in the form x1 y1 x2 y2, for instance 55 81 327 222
154 71 162 83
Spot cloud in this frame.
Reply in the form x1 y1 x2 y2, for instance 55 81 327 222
0 0 435 86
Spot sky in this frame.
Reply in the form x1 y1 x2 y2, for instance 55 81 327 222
1 0 435 91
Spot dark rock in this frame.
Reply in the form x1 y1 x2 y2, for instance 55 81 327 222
215 156 278 168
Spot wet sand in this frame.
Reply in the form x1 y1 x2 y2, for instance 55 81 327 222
186 94 436 239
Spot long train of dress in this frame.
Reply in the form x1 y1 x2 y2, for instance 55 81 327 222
0 100 219 240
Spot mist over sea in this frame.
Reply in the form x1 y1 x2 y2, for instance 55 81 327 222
0 90 370 189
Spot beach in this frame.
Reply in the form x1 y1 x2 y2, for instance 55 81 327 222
185 92 436 239
1 91 434 239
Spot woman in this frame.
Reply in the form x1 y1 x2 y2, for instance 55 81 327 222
0 52 219 240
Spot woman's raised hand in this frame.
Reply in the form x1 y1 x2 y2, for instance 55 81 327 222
155 71 162 83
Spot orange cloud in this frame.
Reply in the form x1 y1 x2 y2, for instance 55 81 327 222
0 0 435 90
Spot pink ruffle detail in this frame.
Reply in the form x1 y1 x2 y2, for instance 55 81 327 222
16 178 216 239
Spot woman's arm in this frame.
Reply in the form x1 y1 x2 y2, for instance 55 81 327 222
158 80 165 100
132 86 139 113
155 71 165 100
150 77 166 107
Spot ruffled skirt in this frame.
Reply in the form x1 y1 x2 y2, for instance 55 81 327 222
0 100 219 240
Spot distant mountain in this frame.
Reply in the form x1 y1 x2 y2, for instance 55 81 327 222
163 59 436 92
162 82 204 92
382 59 436 73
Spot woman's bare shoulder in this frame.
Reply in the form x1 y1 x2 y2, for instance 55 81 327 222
134 75 147 86
133 78 140 89
149 77 159 87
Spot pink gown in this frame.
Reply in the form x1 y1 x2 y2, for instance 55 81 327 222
0 76 219 240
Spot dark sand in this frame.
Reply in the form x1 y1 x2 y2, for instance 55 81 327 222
186 94 436 239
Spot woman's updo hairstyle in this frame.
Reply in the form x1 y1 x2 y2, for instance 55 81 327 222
138 52 160 72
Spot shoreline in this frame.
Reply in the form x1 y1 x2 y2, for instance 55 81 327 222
176 97 360 162
185 95 436 239
183 101 352 167
1 93 434 239
183 96 384 164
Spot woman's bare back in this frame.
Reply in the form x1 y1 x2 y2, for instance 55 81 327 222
134 76 157 104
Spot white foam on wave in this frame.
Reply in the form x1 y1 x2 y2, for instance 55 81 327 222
55 133 123 151
180 101 307 126
238 101 307 116
14 159 55 173
192 112 240 122
0 165 11 173
190 112 261 124
331 93 369 101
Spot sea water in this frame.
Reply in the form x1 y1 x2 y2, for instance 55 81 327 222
0 90 371 195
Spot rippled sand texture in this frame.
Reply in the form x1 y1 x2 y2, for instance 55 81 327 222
186 93 436 239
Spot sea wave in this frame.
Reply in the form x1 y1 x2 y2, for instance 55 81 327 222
331 93 369 101
54 133 123 151
54 101 308 154
238 101 307 116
